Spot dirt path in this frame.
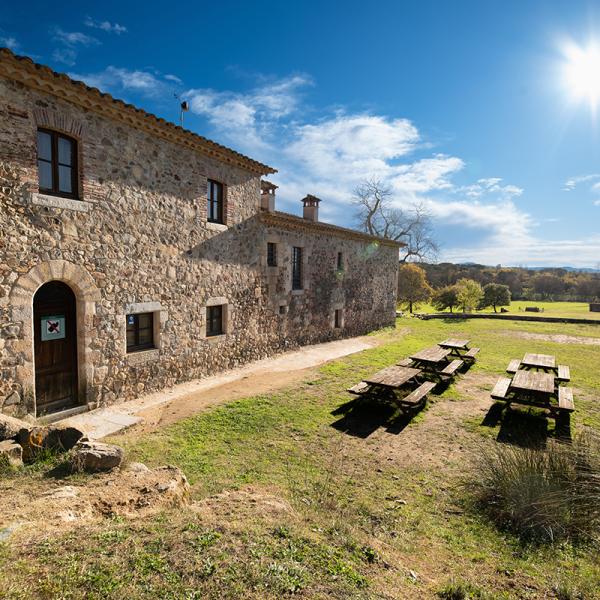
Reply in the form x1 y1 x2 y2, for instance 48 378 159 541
131 366 320 435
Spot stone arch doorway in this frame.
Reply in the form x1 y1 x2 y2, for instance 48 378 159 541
33 281 79 416
9 260 100 418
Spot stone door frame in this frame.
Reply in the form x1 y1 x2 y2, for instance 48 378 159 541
9 260 100 418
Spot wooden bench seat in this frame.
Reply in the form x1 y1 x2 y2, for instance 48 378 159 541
491 377 512 400
558 387 575 412
506 359 521 374
399 381 436 405
557 365 571 382
347 382 370 396
440 359 463 377
464 347 480 359
397 358 413 367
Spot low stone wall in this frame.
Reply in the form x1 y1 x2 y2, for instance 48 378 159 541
414 313 600 325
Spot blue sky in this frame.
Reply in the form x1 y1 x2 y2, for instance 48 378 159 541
2 0 600 267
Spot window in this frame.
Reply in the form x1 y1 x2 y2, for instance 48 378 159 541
37 129 78 199
267 242 277 267
337 252 344 270
279 304 286 315
126 312 154 353
206 305 224 336
292 246 303 290
334 309 342 329
207 179 224 223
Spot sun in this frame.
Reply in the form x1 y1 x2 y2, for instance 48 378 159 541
562 41 600 109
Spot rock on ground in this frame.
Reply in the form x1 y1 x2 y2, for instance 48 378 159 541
16 425 85 462
0 440 23 467
0 414 30 442
70 441 124 472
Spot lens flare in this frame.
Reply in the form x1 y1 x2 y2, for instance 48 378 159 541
562 40 600 111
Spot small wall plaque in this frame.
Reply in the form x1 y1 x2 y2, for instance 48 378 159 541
41 315 66 341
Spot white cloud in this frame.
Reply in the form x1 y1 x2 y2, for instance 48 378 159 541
51 27 99 65
69 66 174 97
563 173 600 191
185 75 311 150
0 35 19 51
164 74 182 84
52 28 99 47
459 177 523 199
84 17 127 35
594 199 600 206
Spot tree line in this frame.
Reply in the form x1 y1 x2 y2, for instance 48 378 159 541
421 263 600 302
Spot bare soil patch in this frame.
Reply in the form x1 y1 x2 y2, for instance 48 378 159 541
348 372 496 472
503 330 600 346
0 464 189 539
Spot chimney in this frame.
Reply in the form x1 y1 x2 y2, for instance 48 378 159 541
302 194 321 222
260 180 277 212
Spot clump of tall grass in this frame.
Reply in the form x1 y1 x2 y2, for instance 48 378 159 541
470 429 600 543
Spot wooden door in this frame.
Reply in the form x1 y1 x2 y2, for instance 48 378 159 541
33 281 78 415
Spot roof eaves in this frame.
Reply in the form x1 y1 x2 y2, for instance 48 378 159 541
0 48 276 176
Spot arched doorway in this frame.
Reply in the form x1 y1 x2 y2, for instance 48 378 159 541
33 281 79 415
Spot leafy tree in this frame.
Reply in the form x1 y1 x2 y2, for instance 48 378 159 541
481 283 511 312
432 285 459 313
397 263 433 313
456 278 483 312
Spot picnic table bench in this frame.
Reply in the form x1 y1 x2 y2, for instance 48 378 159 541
406 346 464 381
491 353 574 435
505 353 570 382
438 338 480 361
347 365 435 411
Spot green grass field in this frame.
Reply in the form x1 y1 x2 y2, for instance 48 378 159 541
415 299 600 320
1 315 599 599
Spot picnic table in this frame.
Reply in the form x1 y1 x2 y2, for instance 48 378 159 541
402 346 464 381
522 353 555 370
363 365 421 389
438 338 480 361
506 353 570 381
491 354 575 436
347 365 436 411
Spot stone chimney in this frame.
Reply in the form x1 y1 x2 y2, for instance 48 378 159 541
302 194 321 222
260 180 277 212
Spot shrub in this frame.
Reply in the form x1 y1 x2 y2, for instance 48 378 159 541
470 430 600 543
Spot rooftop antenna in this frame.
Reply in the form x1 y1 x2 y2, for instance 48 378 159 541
174 93 189 128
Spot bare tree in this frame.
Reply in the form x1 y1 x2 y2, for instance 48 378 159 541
353 178 439 262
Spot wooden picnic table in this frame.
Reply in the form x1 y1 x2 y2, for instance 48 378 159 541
439 338 470 350
521 353 556 370
363 366 421 389
347 365 435 411
491 357 576 437
510 370 555 395
410 346 452 365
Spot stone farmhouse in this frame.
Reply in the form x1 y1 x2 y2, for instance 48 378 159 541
0 49 400 420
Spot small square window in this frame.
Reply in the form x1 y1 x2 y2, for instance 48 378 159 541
279 305 286 315
334 309 342 329
337 252 344 270
207 305 224 336
126 312 155 353
267 242 277 267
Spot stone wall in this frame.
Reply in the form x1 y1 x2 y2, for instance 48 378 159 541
0 74 398 419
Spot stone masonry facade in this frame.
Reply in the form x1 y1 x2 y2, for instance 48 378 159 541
0 49 400 419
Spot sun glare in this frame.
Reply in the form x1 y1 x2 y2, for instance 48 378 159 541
562 40 600 110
